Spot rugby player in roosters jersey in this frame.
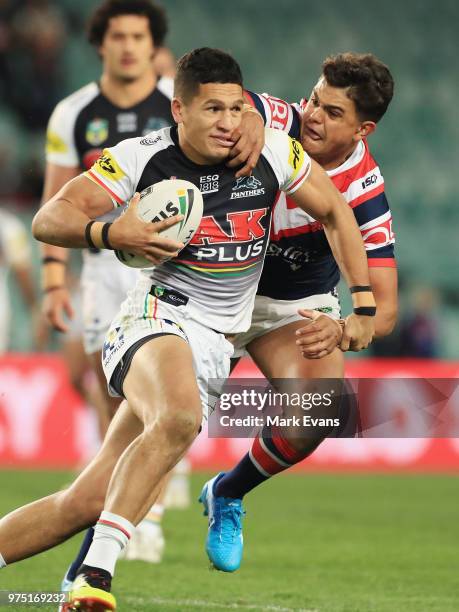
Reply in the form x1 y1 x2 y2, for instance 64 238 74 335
200 53 397 573
1 48 374 611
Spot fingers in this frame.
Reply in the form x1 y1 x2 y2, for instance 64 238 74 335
151 213 184 233
297 308 320 321
126 192 141 211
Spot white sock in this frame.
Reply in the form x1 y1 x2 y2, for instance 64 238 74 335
0 552 6 568
83 511 134 576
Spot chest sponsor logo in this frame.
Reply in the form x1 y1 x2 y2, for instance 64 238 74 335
189 209 269 263
191 208 269 246
142 117 170 134
230 176 265 199
117 112 137 133
85 118 108 146
200 174 219 194
94 149 125 181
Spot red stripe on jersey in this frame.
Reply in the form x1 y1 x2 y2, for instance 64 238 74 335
98 519 131 540
174 256 260 268
287 167 309 193
251 437 284 475
243 90 256 108
368 257 397 268
86 170 124 205
350 183 385 209
271 220 323 241
153 296 158 319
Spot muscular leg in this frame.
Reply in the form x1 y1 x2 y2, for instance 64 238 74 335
102 335 202 523
0 401 142 564
215 320 344 499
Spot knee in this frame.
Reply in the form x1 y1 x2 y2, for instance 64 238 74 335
154 401 202 449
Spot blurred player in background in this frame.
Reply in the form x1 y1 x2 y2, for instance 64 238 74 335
200 53 398 572
0 208 38 352
39 0 185 580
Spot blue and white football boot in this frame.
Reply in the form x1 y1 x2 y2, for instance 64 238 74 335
198 472 245 572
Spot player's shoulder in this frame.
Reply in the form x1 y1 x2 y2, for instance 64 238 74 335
51 82 100 120
108 127 174 165
156 76 174 100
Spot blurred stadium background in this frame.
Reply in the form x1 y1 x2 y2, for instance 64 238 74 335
0 2 458 610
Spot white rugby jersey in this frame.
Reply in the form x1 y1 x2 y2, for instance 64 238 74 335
246 91 396 300
86 126 311 333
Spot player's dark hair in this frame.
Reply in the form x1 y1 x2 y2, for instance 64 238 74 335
174 48 243 102
322 52 394 122
87 0 168 48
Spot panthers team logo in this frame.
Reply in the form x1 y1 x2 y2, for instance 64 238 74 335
232 176 262 191
86 118 109 146
230 176 265 199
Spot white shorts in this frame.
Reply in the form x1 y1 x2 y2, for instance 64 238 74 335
102 276 234 419
81 251 140 354
233 290 341 355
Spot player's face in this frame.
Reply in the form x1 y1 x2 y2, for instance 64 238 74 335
300 77 375 170
173 83 244 165
99 15 155 82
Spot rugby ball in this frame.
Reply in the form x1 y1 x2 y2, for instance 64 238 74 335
115 179 203 268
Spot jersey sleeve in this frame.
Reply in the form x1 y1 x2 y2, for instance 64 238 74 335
45 99 79 167
244 90 301 139
85 138 144 207
262 128 311 195
347 172 396 267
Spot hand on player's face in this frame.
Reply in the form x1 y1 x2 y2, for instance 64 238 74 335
110 193 185 265
227 110 265 177
340 313 375 352
295 308 344 359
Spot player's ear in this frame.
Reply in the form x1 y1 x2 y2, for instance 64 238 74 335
356 121 376 140
171 97 184 124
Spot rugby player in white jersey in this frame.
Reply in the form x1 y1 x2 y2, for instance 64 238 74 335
40 0 177 576
0 47 375 610
200 53 398 572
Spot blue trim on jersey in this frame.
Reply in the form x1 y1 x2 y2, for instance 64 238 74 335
353 192 390 226
289 109 301 140
367 243 395 259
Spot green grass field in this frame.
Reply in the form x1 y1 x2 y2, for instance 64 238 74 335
0 470 458 612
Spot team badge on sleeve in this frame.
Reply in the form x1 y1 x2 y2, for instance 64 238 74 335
93 149 125 182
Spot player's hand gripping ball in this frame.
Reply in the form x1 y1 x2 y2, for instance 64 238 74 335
115 179 203 268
